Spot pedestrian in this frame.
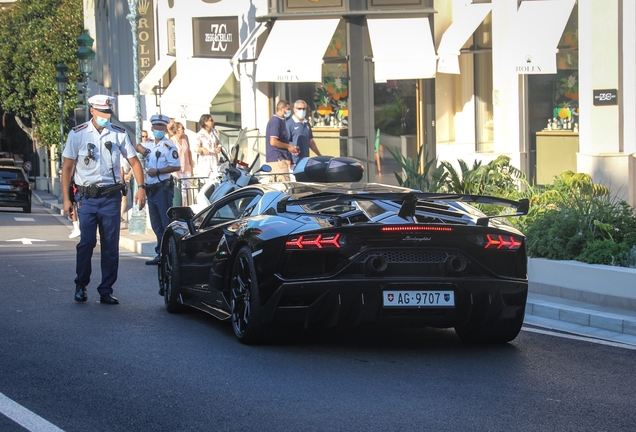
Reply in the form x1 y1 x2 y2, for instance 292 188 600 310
286 99 322 170
265 100 298 182
195 114 221 178
61 95 147 305
134 114 181 265
170 121 194 204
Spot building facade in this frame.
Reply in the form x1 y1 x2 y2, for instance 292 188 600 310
83 0 636 204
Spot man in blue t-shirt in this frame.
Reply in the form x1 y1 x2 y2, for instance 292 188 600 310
286 99 322 169
265 100 299 181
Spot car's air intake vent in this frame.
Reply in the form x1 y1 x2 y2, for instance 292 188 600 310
375 251 448 264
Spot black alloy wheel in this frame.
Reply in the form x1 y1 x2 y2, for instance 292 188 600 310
162 237 184 313
230 246 267 344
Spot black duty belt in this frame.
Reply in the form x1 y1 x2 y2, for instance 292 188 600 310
77 183 125 198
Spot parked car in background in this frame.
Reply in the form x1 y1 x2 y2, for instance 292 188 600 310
0 166 32 213
0 158 16 166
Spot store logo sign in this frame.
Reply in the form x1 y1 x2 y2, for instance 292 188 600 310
205 24 233 52
193 17 239 58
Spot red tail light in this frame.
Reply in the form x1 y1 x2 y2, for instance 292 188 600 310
13 181 29 189
381 225 453 233
286 233 342 249
469 233 523 250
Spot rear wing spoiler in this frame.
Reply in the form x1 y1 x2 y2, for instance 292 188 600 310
277 191 529 227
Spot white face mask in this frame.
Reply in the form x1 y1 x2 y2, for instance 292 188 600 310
295 109 306 119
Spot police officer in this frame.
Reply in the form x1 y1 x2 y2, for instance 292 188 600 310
61 95 147 305
135 114 180 265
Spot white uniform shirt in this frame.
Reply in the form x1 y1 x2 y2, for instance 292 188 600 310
62 121 136 186
139 137 181 185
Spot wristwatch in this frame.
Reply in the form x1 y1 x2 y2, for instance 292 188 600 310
139 184 147 190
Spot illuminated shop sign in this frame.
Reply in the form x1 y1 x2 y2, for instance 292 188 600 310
193 17 240 58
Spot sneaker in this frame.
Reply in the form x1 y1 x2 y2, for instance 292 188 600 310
69 228 81 239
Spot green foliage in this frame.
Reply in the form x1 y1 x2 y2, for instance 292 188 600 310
386 144 445 192
522 172 636 267
0 0 82 147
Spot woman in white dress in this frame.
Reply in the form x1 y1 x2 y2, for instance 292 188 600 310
195 114 221 177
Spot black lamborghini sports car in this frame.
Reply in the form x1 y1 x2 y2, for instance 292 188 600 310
158 162 529 345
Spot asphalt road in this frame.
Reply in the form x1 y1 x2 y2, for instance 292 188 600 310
1 204 636 432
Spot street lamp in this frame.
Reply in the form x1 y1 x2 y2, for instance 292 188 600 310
55 61 68 185
76 30 95 120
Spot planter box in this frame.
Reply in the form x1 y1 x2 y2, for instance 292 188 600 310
528 258 636 312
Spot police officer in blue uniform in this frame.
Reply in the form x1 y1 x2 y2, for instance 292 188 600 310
61 95 147 305
134 114 180 265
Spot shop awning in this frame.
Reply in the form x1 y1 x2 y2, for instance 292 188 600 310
160 58 233 122
231 22 267 81
436 4 492 74
509 0 576 74
367 17 436 82
139 55 176 95
255 19 340 83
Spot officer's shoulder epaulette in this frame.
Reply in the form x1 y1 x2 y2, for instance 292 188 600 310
164 142 172 150
111 124 126 133
73 123 89 132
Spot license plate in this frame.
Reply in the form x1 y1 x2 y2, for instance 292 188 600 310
0 185 10 190
383 290 455 307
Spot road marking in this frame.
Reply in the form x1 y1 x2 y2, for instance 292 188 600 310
14 217 35 221
523 327 636 350
0 391 65 432
6 238 45 245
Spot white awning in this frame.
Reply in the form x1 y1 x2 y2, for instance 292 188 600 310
367 17 436 82
437 4 492 74
256 19 340 82
231 22 267 81
509 0 576 74
160 58 233 122
139 55 176 95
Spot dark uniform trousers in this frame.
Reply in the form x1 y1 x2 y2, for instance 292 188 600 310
74 192 122 295
147 183 174 255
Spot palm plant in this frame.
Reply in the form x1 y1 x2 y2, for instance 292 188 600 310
386 144 445 192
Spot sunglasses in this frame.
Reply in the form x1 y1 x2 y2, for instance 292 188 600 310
84 143 96 165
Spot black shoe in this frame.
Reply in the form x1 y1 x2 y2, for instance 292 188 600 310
146 255 160 265
74 284 87 303
158 287 164 296
100 293 119 305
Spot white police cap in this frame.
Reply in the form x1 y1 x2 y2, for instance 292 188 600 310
150 114 170 126
88 95 115 114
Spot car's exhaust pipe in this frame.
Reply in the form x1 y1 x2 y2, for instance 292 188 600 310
366 255 388 274
445 255 467 274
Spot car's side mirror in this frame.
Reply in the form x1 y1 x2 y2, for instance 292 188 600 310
167 206 196 235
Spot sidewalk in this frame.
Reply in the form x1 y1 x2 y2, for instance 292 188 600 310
33 189 156 256
32 189 636 346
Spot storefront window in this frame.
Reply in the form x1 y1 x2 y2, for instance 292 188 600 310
286 20 348 128
211 74 241 126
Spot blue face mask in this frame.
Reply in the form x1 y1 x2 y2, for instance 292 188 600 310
153 130 165 140
95 116 110 128
284 110 292 119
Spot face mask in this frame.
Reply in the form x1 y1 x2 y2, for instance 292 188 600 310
284 110 292 119
296 110 306 120
153 130 165 140
95 116 110 128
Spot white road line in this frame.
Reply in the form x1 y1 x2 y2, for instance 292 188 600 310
523 327 636 350
0 392 65 431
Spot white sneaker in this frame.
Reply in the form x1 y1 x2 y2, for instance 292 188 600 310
69 228 81 239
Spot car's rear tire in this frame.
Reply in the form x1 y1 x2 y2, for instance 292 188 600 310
23 201 31 213
454 314 525 344
162 236 184 313
230 246 268 344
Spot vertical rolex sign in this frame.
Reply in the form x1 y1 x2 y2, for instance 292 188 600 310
138 0 156 81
